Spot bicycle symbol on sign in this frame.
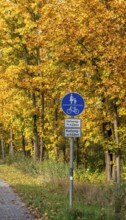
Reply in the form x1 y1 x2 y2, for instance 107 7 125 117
66 94 79 115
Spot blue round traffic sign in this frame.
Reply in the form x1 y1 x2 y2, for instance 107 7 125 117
61 92 85 116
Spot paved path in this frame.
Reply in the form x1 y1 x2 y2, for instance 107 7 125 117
0 179 34 220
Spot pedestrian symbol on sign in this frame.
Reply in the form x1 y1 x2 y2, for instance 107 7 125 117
61 92 85 117
67 94 79 115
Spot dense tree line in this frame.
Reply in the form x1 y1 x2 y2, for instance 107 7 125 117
0 0 126 182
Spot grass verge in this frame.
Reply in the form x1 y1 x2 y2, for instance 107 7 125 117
0 157 123 219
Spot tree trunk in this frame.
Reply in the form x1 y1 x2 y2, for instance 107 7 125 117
116 150 120 183
40 139 44 161
40 92 45 161
22 134 26 156
63 144 66 162
105 149 117 182
112 153 116 182
31 92 40 160
54 98 59 160
22 44 39 160
1 138 5 160
113 102 120 183
105 150 111 182
10 130 14 156
33 116 39 160
36 48 45 161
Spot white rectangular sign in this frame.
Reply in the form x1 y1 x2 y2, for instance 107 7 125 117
65 128 81 137
65 119 81 128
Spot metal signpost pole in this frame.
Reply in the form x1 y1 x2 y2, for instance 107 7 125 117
61 92 85 210
70 133 74 209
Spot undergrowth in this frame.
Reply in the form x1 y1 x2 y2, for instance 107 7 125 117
0 155 126 219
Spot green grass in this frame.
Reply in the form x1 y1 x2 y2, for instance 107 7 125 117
0 157 124 219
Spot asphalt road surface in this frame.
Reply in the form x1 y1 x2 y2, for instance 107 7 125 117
0 179 34 220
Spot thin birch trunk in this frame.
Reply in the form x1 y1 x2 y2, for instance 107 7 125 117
10 130 14 156
105 150 111 182
112 153 116 182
